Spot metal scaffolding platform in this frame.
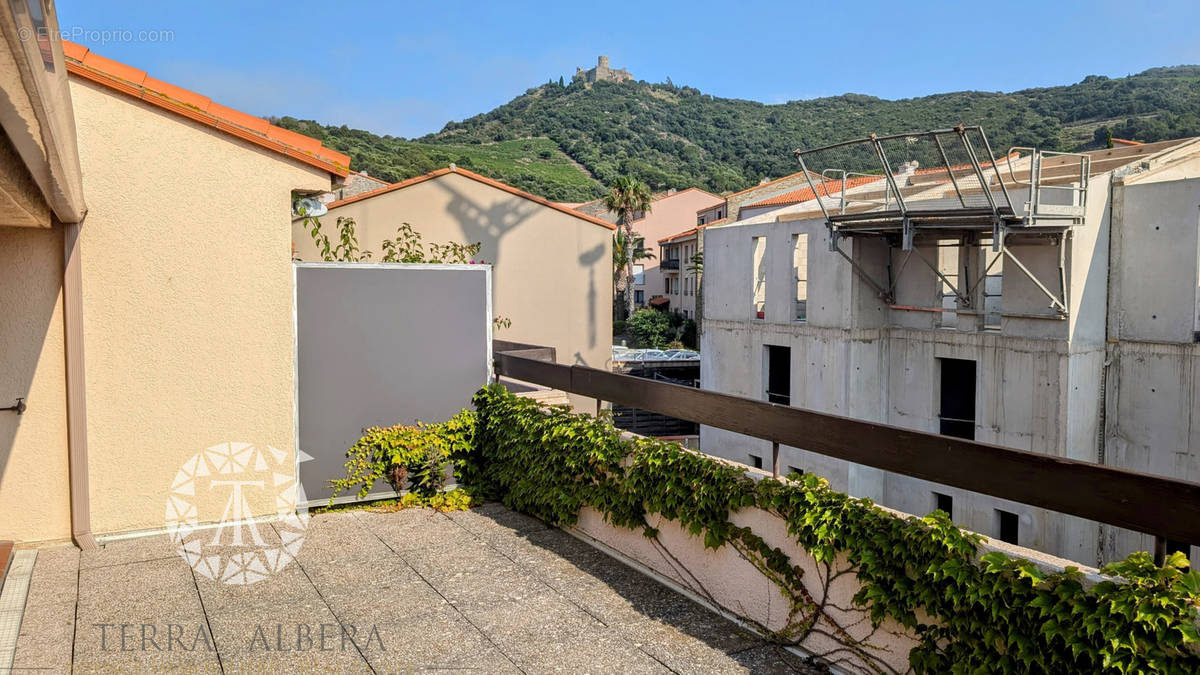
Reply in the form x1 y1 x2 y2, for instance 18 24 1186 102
793 125 1091 316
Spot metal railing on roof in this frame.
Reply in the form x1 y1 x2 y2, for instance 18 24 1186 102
612 346 700 363
497 345 1200 563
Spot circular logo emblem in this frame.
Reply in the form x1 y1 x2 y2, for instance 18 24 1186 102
165 442 309 585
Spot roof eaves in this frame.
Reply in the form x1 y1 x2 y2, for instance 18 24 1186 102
328 166 618 231
62 41 350 177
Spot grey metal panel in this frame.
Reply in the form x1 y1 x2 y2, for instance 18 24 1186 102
294 263 491 504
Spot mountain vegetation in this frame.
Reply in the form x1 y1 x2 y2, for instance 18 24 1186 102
274 65 1200 201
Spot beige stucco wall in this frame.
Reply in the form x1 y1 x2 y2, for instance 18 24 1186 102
0 226 72 542
297 172 613 398
64 79 330 537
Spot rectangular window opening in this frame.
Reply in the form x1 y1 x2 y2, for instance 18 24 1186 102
1166 540 1192 568
936 241 959 328
749 454 763 469
984 248 1003 330
938 357 976 440
996 509 1019 545
764 344 791 406
787 466 804 478
792 233 808 322
933 492 953 520
752 236 766 319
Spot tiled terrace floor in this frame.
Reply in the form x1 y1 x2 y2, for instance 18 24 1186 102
12 503 821 673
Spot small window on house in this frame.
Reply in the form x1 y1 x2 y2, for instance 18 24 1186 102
698 216 706 225
752 236 767 319
633 263 644 286
718 209 724 219
749 454 763 469
665 278 671 294
634 290 644 305
792 233 808 321
787 466 804 478
933 492 953 519
996 509 1019 545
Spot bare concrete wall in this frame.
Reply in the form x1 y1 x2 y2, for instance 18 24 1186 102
697 192 1118 563
1109 177 1200 343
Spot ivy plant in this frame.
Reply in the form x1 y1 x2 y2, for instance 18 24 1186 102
329 410 475 502
461 383 1200 674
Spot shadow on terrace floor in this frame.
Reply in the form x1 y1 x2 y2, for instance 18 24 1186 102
12 503 826 673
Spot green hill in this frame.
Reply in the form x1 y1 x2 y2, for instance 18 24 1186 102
275 66 1200 201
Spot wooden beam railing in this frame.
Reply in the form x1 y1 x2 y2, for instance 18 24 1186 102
493 350 1200 547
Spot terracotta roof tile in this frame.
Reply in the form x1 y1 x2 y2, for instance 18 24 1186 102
61 40 88 62
207 101 271 134
81 50 146 86
327 166 617 231
745 174 884 209
265 125 324 155
141 76 211 111
1112 138 1142 146
658 227 699 244
62 40 348 177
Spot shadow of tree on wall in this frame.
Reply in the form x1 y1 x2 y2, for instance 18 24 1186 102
428 177 605 368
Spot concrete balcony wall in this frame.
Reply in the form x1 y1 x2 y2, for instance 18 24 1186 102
570 503 920 673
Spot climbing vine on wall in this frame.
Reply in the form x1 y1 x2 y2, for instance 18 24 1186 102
462 383 1200 674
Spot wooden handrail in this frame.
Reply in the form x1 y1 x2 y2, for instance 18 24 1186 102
493 351 1200 544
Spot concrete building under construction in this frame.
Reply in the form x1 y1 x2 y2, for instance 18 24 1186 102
699 128 1200 566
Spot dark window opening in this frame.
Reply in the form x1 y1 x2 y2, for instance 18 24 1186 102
934 492 953 520
765 345 791 405
939 358 976 439
787 466 804 478
996 509 1019 545
1166 540 1192 568
749 454 763 469
634 290 644 305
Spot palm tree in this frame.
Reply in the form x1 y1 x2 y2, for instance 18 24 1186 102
603 176 652 319
613 230 655 310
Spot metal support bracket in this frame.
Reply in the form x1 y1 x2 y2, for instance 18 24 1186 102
910 246 970 307
834 241 895 304
999 236 1069 314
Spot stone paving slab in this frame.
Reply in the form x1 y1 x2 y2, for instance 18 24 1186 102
11 503 825 673
10 546 77 673
74 556 221 673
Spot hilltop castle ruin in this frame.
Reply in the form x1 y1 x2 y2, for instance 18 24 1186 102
573 56 633 84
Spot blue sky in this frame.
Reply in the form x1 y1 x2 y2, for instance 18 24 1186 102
57 1 1200 139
